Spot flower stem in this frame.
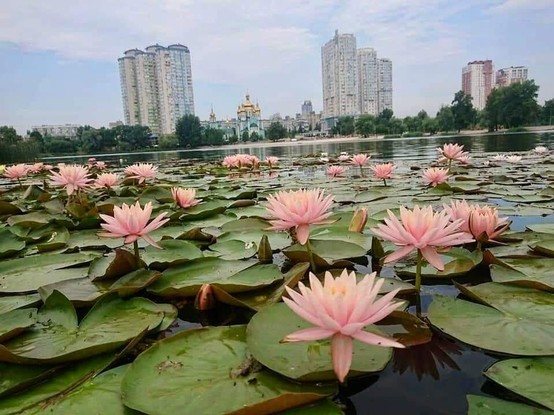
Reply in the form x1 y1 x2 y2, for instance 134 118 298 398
415 249 423 291
476 240 482 252
133 240 141 269
359 166 364 176
305 238 317 274
383 178 387 187
17 178 22 189
448 159 452 171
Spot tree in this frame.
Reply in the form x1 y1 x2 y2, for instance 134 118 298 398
241 130 250 142
355 115 375 137
451 91 476 133
500 80 540 128
0 126 19 145
422 117 438 134
250 131 260 142
158 134 179 150
435 106 454 132
333 116 355 136
175 114 202 148
266 122 287 141
115 125 151 151
484 88 504 131
204 128 225 146
542 99 554 125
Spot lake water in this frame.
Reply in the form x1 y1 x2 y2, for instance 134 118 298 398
44 131 553 166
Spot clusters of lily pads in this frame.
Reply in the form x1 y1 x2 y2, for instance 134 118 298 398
0 142 553 414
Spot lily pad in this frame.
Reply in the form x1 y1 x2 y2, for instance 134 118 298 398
246 302 394 381
121 325 335 415
0 291 166 364
466 394 551 415
529 239 554 257
396 248 483 279
0 308 37 342
427 295 554 356
0 228 25 258
489 257 554 291
484 357 554 410
208 239 257 260
0 363 62 398
88 249 138 281
141 239 204 270
526 223 554 234
147 257 257 297
284 240 367 269
0 293 41 315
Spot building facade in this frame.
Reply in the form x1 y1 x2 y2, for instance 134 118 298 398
496 66 528 88
118 44 195 135
203 94 264 140
321 30 359 118
462 60 494 110
31 124 81 138
357 48 379 115
377 58 393 113
301 100 313 119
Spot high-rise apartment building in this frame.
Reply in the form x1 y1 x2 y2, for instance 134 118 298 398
118 44 194 135
496 66 528 88
461 60 494 110
322 31 393 123
301 100 313 119
321 30 359 118
357 48 378 115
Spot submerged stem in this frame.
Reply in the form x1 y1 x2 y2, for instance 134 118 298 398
305 238 317 274
415 249 423 291
133 240 141 269
383 178 387 187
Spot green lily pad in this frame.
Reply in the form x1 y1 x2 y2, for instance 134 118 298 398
67 230 126 250
396 248 483 279
122 325 334 414
7 212 53 228
466 395 551 415
0 291 166 364
246 303 394 381
217 230 292 251
484 357 554 410
0 293 41 315
526 224 554 234
0 308 37 342
22 365 139 415
88 249 138 281
208 239 257 260
220 217 269 232
529 239 554 257
0 228 25 258
284 240 367 269
0 253 97 293
141 239 204 270
147 257 257 297
489 257 554 291
35 225 70 252
427 295 554 356
177 200 227 220
0 353 115 415
0 363 61 398
0 200 22 215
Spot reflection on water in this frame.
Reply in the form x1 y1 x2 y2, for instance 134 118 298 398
45 131 553 165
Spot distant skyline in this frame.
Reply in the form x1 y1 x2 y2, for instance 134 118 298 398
1 0 553 134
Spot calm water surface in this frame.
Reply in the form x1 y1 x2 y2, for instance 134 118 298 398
44 131 552 414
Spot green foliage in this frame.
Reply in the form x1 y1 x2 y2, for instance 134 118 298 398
332 116 355 136
451 90 477 132
249 131 260 142
158 134 179 150
355 115 375 137
484 81 540 130
228 134 239 144
175 114 202 148
0 126 19 145
0 126 41 163
542 99 554 125
241 130 250 142
43 136 79 154
436 106 454 132
266 122 287 141
113 125 151 151
203 128 225 146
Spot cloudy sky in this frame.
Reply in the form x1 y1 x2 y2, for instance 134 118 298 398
1 0 553 134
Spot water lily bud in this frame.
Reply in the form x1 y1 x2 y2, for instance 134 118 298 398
349 207 368 233
195 283 215 310
257 235 273 263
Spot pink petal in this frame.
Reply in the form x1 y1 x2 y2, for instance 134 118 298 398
296 224 310 245
282 327 335 342
351 330 405 348
420 246 444 271
383 245 415 264
331 333 353 383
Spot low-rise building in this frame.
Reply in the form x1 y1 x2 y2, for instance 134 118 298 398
31 124 81 138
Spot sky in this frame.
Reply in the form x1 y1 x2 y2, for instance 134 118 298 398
1 0 553 134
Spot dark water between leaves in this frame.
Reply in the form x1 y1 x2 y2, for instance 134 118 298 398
46 131 553 415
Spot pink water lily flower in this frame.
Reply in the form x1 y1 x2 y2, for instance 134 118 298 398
98 201 169 248
443 200 510 243
95 173 119 188
266 188 334 245
457 153 471 164
351 154 370 167
96 161 107 170
327 165 347 177
283 269 405 383
491 154 507 162
506 155 522 163
436 143 465 161
533 146 549 154
49 164 92 195
371 205 474 271
265 156 279 167
422 167 449 187
371 163 396 180
171 187 201 209
28 162 44 174
4 164 29 180
124 163 157 184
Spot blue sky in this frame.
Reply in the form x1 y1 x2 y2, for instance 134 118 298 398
1 0 553 134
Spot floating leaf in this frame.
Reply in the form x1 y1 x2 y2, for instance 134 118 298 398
209 239 257 260
121 325 334 415
0 228 25 258
0 293 41 315
247 303 393 381
141 239 204 270
0 308 37 342
396 248 482 279
284 240 367 269
484 357 554 410
88 249 138 281
529 239 554 257
489 256 554 291
466 394 551 415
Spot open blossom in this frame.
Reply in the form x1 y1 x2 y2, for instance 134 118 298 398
222 155 239 168
491 154 507 162
338 153 350 162
533 146 549 154
283 269 405 383
437 143 465 161
171 187 201 209
266 188 334 245
28 162 45 174
443 200 510 243
422 167 449 187
96 161 107 170
371 205 474 270
351 154 370 167
371 163 396 180
327 165 347 177
49 164 92 195
125 163 157 184
506 155 522 163
95 173 119 188
265 156 279 167
4 164 29 180
98 201 169 248
457 153 471 164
